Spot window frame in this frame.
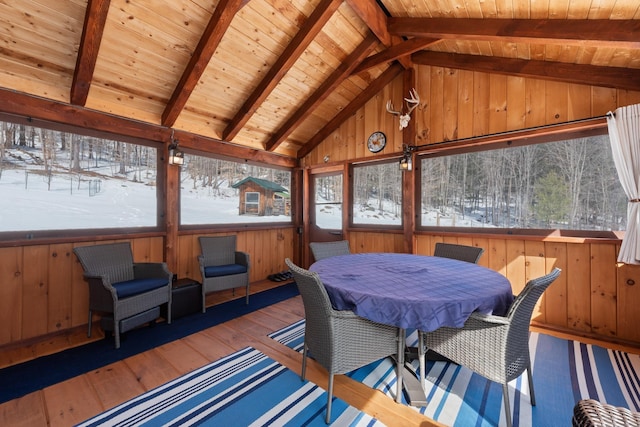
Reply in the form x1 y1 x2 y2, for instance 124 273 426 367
415 117 623 240
0 114 166 242
348 158 404 230
178 150 294 230
244 191 260 215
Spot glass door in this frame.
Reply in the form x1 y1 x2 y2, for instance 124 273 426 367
309 172 344 262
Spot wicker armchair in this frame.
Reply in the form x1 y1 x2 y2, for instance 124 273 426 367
309 240 351 262
433 242 484 264
198 235 250 312
73 242 173 349
573 399 640 426
423 268 562 427
285 258 399 424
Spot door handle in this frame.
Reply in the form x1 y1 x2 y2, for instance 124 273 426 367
328 231 343 236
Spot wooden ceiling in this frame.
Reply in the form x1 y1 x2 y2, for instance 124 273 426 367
1 0 638 161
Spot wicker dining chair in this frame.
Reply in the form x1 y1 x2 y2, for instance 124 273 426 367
417 242 486 368
73 242 173 349
198 235 250 312
572 399 640 426
433 242 485 264
309 240 351 262
422 268 562 427
285 258 398 424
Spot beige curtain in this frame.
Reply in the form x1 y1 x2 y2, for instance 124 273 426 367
607 103 640 264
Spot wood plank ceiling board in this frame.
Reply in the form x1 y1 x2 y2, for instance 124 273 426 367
226 1 370 149
0 0 638 161
176 0 316 143
85 0 217 124
0 0 85 101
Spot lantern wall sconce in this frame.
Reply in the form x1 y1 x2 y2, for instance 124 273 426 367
168 129 184 166
399 144 415 171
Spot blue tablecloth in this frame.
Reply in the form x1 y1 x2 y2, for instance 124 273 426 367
310 253 514 332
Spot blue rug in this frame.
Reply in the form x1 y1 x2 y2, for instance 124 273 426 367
0 283 299 404
270 320 640 427
76 347 385 427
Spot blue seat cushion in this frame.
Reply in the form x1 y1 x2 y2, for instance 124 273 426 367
113 278 168 298
204 264 247 278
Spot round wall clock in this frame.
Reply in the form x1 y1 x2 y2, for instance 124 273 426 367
367 131 386 153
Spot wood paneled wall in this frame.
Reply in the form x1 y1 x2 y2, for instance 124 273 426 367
415 234 640 345
0 237 164 346
0 228 296 348
302 65 640 166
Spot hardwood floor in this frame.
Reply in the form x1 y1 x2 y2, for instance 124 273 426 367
0 281 439 427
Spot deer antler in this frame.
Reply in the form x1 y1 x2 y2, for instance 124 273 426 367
386 100 401 116
387 89 420 130
404 88 420 115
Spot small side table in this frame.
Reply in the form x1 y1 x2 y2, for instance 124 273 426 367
165 278 202 320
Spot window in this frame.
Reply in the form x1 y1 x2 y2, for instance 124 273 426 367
0 120 159 234
314 173 343 229
351 160 403 226
180 153 292 225
419 133 627 231
245 192 259 215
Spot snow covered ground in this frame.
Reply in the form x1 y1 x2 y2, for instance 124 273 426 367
0 147 488 232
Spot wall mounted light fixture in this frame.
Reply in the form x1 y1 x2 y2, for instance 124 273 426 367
399 144 414 171
168 129 184 166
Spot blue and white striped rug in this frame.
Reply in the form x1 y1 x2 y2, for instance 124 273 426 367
76 346 384 427
269 319 640 427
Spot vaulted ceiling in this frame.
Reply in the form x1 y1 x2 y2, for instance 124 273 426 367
1 0 638 162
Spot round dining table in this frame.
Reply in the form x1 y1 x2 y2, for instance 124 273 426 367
310 252 514 332
310 252 515 404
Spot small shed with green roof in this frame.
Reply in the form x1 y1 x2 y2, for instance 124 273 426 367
231 177 290 216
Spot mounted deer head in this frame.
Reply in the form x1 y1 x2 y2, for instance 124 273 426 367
386 88 420 131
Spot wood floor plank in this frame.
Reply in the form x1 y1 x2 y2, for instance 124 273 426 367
85 361 146 412
179 331 236 365
0 392 48 427
154 337 214 374
123 349 181 391
43 375 102 427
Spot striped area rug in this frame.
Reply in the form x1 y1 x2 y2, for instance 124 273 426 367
269 320 640 427
76 346 384 427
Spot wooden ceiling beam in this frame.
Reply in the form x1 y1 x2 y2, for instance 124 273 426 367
389 18 640 48
222 0 343 142
70 0 111 106
161 0 244 127
412 51 640 91
351 37 439 75
0 88 296 168
297 63 404 159
265 33 379 152
345 0 391 45
344 0 412 68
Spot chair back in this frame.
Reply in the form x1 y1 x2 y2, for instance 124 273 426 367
434 242 484 264
199 235 236 266
73 242 135 283
285 258 335 368
504 267 561 380
309 240 350 261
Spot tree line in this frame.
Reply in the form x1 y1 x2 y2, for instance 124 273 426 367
421 135 627 231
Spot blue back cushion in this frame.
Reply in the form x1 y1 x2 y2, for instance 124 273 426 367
204 264 247 278
113 278 168 298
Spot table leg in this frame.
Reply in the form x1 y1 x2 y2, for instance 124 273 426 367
418 331 425 389
396 327 405 403
392 329 428 407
